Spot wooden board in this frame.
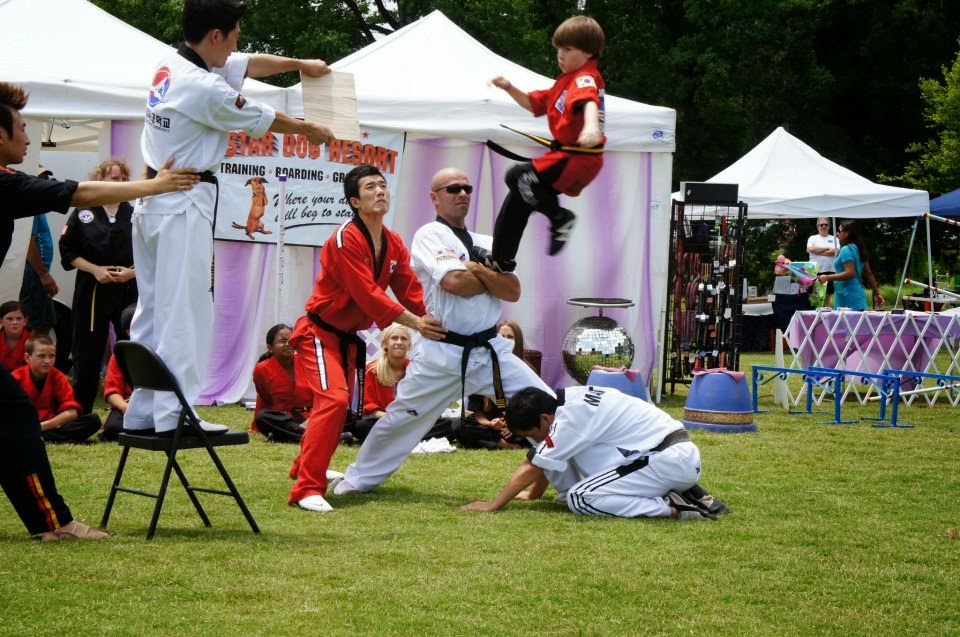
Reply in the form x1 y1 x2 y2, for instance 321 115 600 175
300 71 360 141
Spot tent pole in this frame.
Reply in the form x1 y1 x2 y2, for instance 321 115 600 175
893 217 920 309
925 213 935 306
275 175 287 324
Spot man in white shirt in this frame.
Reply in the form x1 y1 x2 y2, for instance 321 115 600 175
332 167 551 494
807 217 837 307
125 0 334 435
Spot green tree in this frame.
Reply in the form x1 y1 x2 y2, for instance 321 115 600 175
896 41 960 197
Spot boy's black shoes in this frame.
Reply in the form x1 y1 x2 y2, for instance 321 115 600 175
548 208 577 255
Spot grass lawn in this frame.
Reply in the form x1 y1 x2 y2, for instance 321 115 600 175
1 351 958 636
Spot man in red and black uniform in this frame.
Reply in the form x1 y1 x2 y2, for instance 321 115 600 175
287 165 445 514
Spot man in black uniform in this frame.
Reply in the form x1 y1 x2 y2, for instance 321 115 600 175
0 81 199 540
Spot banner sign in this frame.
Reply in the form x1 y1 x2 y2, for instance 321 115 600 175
213 127 405 247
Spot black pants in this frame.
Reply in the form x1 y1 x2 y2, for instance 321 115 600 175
70 279 134 414
41 413 102 444
0 366 73 535
347 415 456 444
254 410 306 444
492 161 566 263
100 408 125 442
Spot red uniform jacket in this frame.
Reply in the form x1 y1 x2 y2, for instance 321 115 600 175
528 59 606 196
301 218 427 333
12 366 81 421
362 359 410 415
0 329 31 372
252 356 313 427
102 354 132 401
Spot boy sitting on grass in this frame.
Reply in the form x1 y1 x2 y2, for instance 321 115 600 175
12 335 101 443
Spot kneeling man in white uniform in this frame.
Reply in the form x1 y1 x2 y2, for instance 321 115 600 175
464 385 723 520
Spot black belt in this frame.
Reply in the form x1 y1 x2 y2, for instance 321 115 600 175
145 166 218 184
485 123 604 162
308 312 367 420
651 428 690 452
441 326 506 418
145 165 220 294
615 429 691 477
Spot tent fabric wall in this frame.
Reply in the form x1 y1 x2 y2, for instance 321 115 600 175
199 139 666 403
0 0 287 119
930 189 960 218
2 0 676 403
288 11 676 154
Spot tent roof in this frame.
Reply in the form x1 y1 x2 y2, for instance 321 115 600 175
676 127 929 219
0 0 285 120
930 188 960 218
289 11 676 153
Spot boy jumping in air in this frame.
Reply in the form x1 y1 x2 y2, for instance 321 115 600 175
485 15 606 272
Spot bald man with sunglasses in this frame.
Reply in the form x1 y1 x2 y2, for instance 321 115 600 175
331 167 552 496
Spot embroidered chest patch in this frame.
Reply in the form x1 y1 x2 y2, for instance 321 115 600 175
553 89 567 114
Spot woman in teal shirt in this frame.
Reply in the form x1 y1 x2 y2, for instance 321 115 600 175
817 220 884 310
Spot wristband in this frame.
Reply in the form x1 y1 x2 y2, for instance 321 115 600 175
40 272 52 279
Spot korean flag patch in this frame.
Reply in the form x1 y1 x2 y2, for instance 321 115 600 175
575 75 597 89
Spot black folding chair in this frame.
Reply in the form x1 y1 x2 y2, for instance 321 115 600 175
100 341 260 539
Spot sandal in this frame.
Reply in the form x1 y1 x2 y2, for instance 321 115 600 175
41 520 109 541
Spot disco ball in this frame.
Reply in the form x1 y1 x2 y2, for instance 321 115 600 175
561 315 635 384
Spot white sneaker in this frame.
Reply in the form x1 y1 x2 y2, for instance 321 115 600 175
325 469 345 481
296 494 334 512
330 477 362 496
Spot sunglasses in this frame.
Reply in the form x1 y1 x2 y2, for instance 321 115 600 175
434 183 473 195
818 223 829 227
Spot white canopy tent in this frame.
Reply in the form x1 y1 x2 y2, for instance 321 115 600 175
675 127 929 219
0 0 286 121
0 1 678 398
288 11 675 152
0 0 288 300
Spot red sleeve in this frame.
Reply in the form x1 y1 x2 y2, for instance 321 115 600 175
11 366 40 410
566 72 602 108
528 88 550 118
103 355 131 399
252 359 277 412
0 330 30 371
320 224 409 331
386 231 427 320
336 229 409 327
47 369 82 416
362 364 394 414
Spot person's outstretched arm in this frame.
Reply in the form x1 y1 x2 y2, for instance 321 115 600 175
461 459 545 511
490 76 533 113
70 158 198 208
247 55 330 80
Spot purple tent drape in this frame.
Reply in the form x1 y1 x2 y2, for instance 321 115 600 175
194 137 660 404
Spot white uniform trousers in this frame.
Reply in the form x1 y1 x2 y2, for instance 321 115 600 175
125 206 214 432
550 441 702 518
344 348 550 491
